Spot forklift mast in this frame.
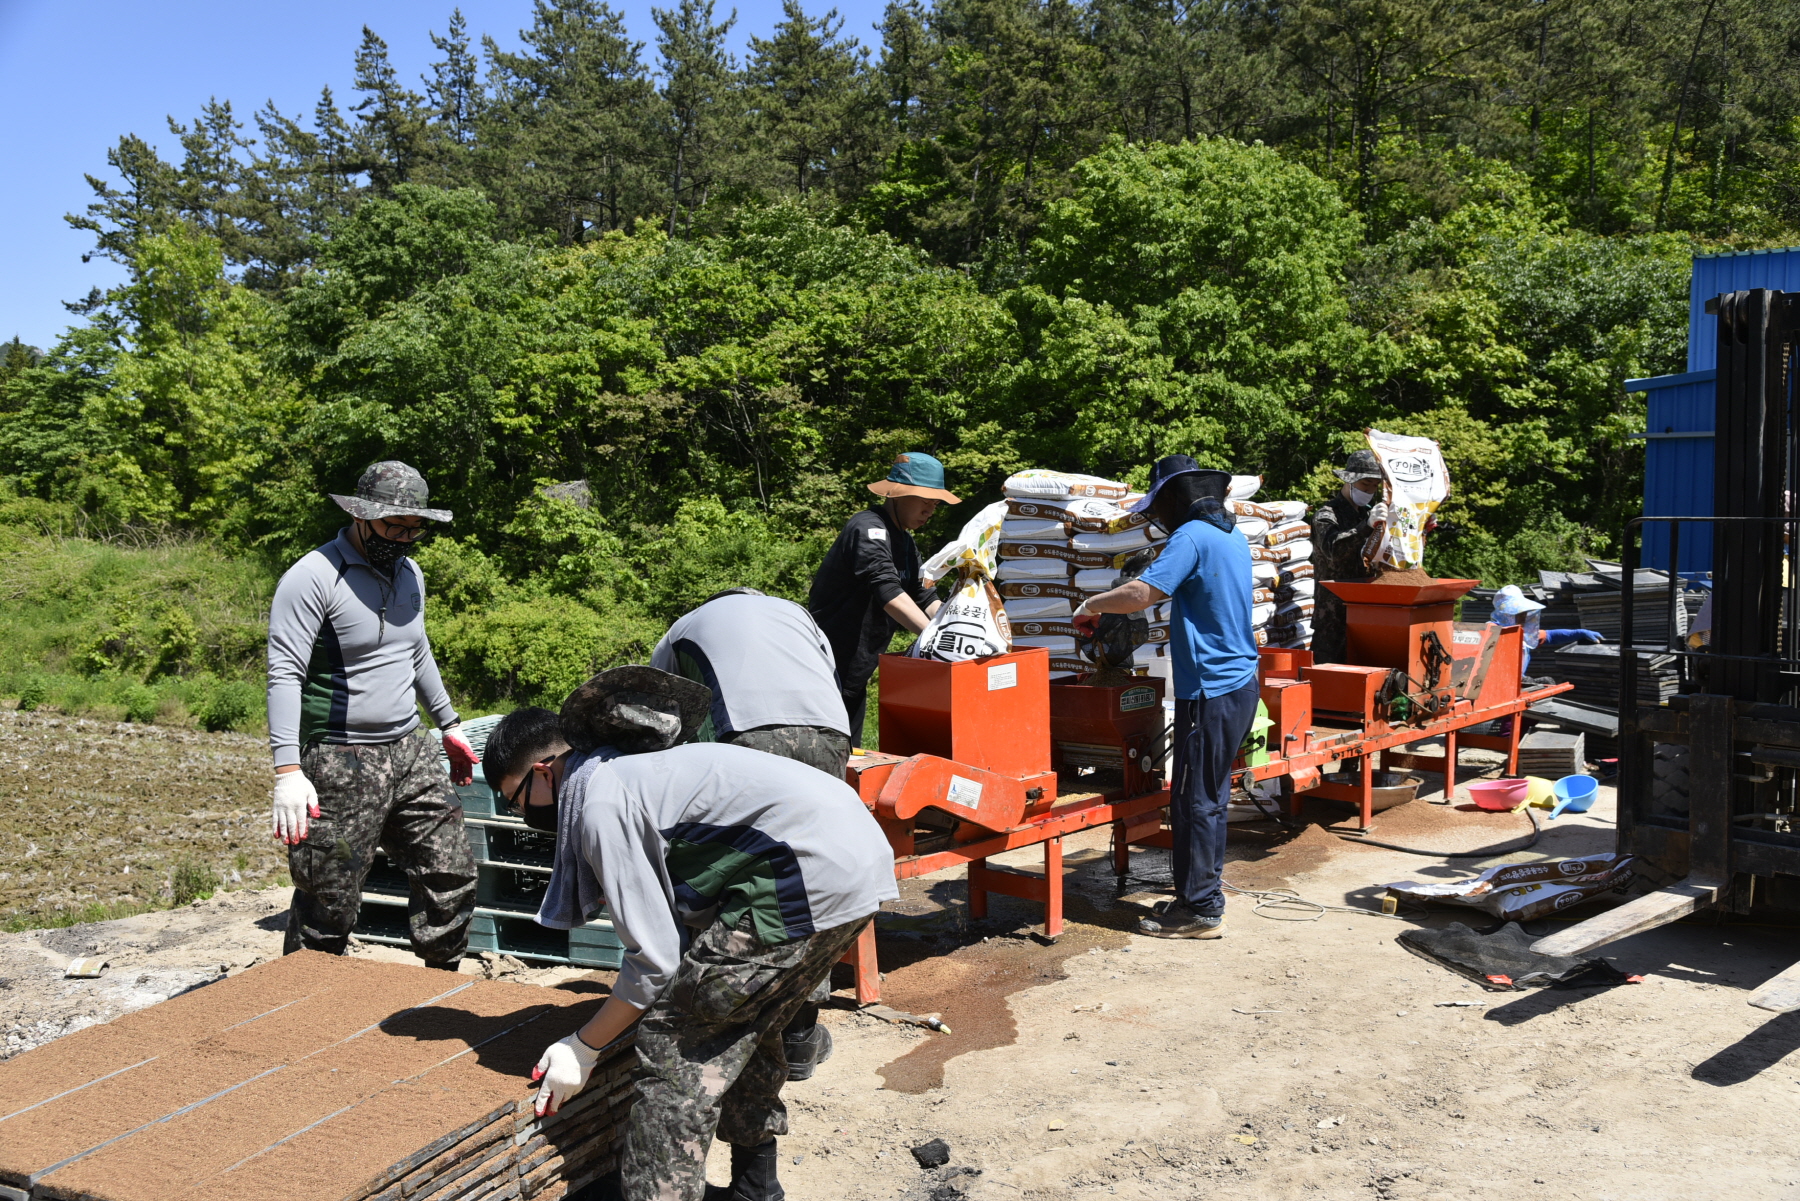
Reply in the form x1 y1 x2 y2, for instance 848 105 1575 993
1539 289 1800 1013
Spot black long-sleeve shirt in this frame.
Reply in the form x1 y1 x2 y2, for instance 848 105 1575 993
808 506 938 688
1310 494 1378 664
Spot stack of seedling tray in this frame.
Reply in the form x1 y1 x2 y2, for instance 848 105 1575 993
0 952 634 1201
354 716 623 969
1516 729 1587 777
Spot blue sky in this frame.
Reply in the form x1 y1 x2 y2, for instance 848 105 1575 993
0 0 887 351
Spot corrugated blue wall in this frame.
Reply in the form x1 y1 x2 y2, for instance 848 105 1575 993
1689 247 1800 371
1628 247 1800 572
1628 371 1714 572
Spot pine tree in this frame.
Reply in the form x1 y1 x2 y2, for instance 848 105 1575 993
483 0 659 240
351 26 430 193
427 9 486 147
654 0 746 234
746 0 884 198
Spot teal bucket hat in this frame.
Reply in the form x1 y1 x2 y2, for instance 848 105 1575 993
867 451 961 504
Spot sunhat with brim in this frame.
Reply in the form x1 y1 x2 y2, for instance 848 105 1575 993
1491 584 1546 621
868 452 961 504
1127 455 1229 515
560 665 712 755
1332 448 1385 484
330 460 454 523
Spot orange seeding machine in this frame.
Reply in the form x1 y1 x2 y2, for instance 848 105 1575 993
838 577 1570 1002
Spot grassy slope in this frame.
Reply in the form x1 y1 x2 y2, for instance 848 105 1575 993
0 534 274 728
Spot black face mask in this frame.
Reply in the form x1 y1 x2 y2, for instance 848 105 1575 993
522 793 558 832
359 523 413 571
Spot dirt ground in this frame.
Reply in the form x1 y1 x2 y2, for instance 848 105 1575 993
3 737 1798 1200
0 709 286 924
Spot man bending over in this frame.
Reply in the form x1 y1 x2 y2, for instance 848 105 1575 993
483 666 897 1201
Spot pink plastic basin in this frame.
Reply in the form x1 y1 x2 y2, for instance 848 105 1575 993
1467 778 1530 811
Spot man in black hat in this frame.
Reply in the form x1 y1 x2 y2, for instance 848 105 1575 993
1310 448 1390 664
1073 455 1260 939
808 451 959 746
482 666 897 1201
264 460 479 969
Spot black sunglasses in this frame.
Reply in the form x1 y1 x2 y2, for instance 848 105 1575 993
507 756 557 814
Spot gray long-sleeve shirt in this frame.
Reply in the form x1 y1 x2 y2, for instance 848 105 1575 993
265 529 458 768
546 743 897 1009
650 593 849 738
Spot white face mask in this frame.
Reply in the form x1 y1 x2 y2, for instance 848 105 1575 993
1348 483 1379 508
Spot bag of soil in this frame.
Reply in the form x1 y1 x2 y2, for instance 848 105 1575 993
1003 470 1131 502
914 569 1012 661
923 500 1007 582
1385 854 1634 922
1365 429 1449 570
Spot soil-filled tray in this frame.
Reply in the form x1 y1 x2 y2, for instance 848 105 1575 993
0 951 631 1201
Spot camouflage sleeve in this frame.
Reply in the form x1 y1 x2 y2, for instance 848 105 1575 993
1311 503 1373 581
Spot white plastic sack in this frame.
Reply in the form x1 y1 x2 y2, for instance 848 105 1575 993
1073 567 1121 590
1266 519 1311 547
1232 498 1307 522
1251 601 1276 626
922 500 1007 583
914 572 1011 662
1365 429 1449 570
1000 516 1068 541
1228 475 1262 501
1235 517 1271 543
1278 577 1317 599
997 558 1071 581
1070 527 1153 554
1003 470 1131 502
1250 559 1278 583
1013 634 1077 656
1003 595 1073 621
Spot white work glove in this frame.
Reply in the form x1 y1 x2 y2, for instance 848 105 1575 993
272 770 320 845
441 723 480 786
532 1032 602 1116
1072 597 1096 618
1367 501 1389 527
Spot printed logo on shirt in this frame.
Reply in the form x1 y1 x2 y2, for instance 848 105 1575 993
867 527 888 541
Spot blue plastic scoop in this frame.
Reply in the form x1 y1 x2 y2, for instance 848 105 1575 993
1548 774 1599 820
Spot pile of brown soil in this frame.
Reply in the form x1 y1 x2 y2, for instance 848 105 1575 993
0 951 628 1201
1370 567 1436 587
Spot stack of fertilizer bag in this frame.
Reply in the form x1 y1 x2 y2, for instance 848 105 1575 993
986 469 1316 681
1236 492 1318 652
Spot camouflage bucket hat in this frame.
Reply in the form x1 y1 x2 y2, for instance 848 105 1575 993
330 461 453 522
559 665 712 755
1333 448 1385 484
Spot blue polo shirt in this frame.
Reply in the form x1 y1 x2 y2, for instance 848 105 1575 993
1137 519 1260 700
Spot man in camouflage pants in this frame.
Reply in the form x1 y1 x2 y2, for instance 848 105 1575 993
266 462 479 968
487 671 897 1201
629 915 871 1200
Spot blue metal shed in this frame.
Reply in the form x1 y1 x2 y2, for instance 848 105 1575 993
1630 246 1800 571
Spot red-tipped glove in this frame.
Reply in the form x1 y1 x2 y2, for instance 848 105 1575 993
1072 613 1101 638
532 1032 601 1116
272 770 321 845
442 724 480 786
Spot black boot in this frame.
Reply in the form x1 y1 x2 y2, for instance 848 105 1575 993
783 1021 833 1082
724 1139 784 1201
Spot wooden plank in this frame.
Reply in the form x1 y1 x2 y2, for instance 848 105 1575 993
1748 958 1800 1013
1529 878 1723 957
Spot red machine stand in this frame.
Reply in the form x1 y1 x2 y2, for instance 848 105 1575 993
842 648 1172 1003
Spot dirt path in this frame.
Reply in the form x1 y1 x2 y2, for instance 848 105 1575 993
5 757 1797 1199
